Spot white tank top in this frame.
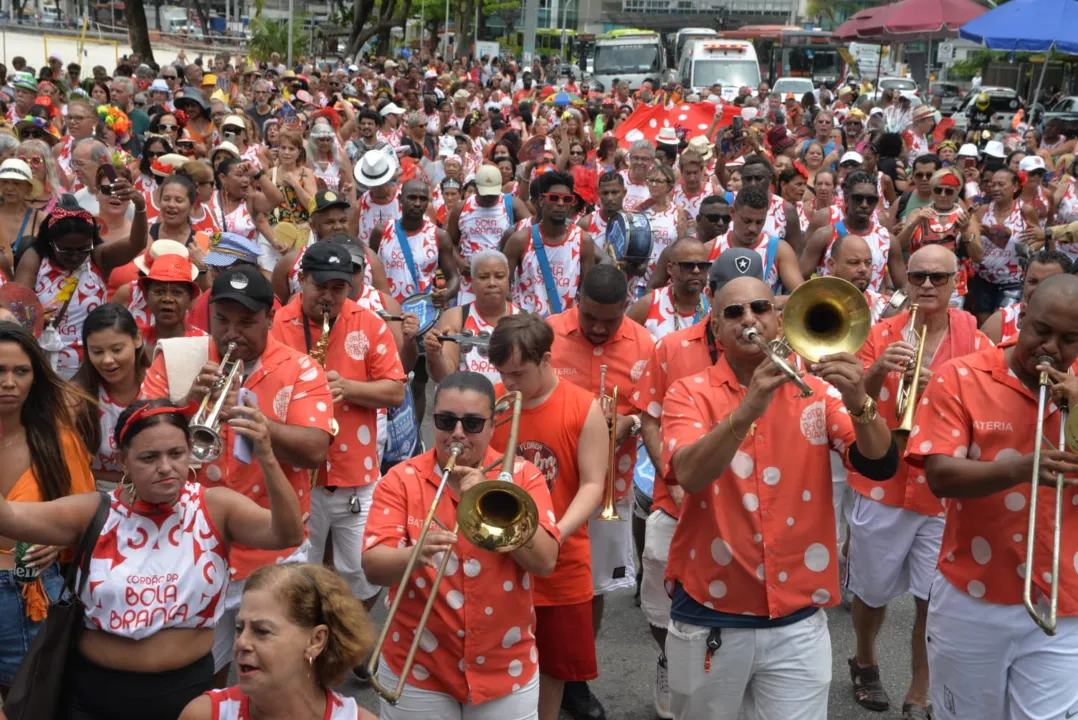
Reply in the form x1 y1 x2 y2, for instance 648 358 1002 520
708 231 783 291
671 180 715 220
90 386 124 473
126 280 150 326
644 204 679 279
644 285 707 340
460 302 520 382
1057 179 1078 261
457 195 511 303
378 218 440 303
35 258 107 379
207 687 363 720
762 193 788 241
978 201 1026 286
357 191 400 248
81 482 228 640
217 198 257 240
513 224 584 317
312 161 342 194
818 218 891 293
587 211 609 249
620 170 650 213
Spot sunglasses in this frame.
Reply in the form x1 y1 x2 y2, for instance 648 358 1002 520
99 184 112 195
913 171 934 180
432 412 489 434
21 130 43 139
178 140 195 149
907 271 955 287
702 212 731 224
840 161 861 169
51 240 93 256
17 154 43 168
163 75 178 80
158 123 177 132
852 193 879 206
933 186 957 196
676 261 712 272
722 299 774 320
543 192 575 205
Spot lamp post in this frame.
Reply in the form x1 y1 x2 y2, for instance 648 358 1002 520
560 0 574 61
287 0 293 67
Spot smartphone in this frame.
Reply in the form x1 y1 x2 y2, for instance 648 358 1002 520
731 116 744 139
233 388 257 464
101 163 118 184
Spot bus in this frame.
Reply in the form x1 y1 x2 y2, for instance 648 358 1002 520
591 29 667 92
718 25 846 88
514 29 580 59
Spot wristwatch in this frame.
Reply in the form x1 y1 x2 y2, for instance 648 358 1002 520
628 414 642 438
849 396 878 425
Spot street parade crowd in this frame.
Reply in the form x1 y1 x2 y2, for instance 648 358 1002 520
0 43 1072 720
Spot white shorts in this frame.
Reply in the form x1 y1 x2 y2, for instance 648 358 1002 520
832 482 853 545
641 509 676 629
307 483 380 601
845 493 943 608
212 541 310 672
589 495 636 595
666 610 831 720
927 571 1078 720
377 659 539 720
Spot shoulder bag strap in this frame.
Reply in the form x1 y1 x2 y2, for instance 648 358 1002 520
504 193 514 224
394 221 424 292
63 492 110 596
530 224 563 315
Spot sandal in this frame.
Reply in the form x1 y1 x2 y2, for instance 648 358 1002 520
848 657 890 712
903 703 932 720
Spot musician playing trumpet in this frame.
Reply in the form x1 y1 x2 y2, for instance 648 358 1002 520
908 273 1078 720
661 275 897 720
269 241 407 612
140 264 336 682
362 371 560 719
846 245 990 717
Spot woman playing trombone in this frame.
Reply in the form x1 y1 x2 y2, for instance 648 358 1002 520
362 371 561 719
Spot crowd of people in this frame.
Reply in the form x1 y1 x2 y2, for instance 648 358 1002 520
0 43 1073 720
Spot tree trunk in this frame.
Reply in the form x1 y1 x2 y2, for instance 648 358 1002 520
454 0 472 60
189 0 211 41
125 0 155 62
153 0 161 32
346 0 411 58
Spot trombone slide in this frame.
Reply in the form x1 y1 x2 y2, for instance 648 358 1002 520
743 328 813 398
1024 362 1065 635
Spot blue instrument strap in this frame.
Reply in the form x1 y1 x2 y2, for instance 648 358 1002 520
394 221 425 292
763 236 779 289
504 193 514 224
531 224 563 315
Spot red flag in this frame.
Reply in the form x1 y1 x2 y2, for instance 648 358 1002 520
614 102 743 148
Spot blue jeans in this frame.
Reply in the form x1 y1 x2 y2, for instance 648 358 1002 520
0 563 64 687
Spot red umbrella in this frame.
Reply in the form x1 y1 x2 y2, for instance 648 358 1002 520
834 0 985 40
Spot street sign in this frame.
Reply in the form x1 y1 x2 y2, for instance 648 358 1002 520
938 42 955 63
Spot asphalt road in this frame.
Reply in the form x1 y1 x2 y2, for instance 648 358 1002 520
343 383 919 719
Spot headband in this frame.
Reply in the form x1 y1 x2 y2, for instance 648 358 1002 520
46 206 94 229
117 403 190 445
937 173 961 188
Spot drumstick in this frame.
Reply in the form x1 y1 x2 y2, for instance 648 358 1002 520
376 310 406 322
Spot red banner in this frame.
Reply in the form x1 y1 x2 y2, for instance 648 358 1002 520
614 102 743 148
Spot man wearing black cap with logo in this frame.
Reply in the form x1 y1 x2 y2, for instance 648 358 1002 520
140 264 337 682
272 190 391 304
630 248 764 719
269 242 407 612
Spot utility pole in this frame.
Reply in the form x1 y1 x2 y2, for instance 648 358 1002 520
522 0 537 63
286 0 293 66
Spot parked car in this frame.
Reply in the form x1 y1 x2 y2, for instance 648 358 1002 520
771 77 814 100
952 86 1023 134
865 76 920 103
930 81 965 116
1040 96 1078 135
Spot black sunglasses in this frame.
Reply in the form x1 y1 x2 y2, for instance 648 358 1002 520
933 187 957 196
851 193 879 206
702 212 731 224
432 412 489 434
676 261 712 273
722 299 774 320
907 271 956 287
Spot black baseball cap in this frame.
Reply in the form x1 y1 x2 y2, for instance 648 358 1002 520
210 265 275 311
311 190 350 214
301 242 354 286
708 248 765 294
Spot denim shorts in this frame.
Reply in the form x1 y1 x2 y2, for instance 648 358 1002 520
969 274 1022 316
0 564 64 687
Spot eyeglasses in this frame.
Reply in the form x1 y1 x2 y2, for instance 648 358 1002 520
702 212 731 224
676 261 712 272
17 154 43 168
543 192 575 205
722 299 774 320
933 186 957 196
51 240 93 257
907 271 956 287
851 193 879 206
569 150 585 156
158 123 177 132
432 412 489 434
913 171 934 180
647 177 669 185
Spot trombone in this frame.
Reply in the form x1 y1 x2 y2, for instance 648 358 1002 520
596 366 622 521
189 342 244 464
893 304 927 450
744 276 872 399
1025 356 1067 635
368 391 540 703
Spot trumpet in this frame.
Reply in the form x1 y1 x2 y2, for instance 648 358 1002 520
1025 356 1067 635
368 391 539 703
189 342 244 464
596 365 623 522
310 305 339 488
893 304 927 449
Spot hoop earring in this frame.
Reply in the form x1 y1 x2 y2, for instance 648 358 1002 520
119 472 131 491
187 466 198 484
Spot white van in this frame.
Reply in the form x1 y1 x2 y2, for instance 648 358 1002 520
679 39 760 102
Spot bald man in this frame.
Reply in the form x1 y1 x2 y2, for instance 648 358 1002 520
909 272 1078 720
844 245 991 716
660 275 896 719
825 233 891 323
627 238 711 339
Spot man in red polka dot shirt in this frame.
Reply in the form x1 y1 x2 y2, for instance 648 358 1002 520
660 275 897 719
908 274 1078 720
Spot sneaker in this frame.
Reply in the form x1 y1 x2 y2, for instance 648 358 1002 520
561 680 607 720
654 653 673 719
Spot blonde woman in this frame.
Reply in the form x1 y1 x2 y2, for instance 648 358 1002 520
274 128 317 226
16 138 60 212
306 121 352 194
0 157 43 262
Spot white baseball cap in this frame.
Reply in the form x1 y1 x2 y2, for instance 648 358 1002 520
475 165 503 196
839 151 864 166
1019 155 1047 172
380 102 406 116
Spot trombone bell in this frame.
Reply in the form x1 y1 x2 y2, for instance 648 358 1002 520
783 276 872 363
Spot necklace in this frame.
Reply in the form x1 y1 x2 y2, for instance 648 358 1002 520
672 292 709 332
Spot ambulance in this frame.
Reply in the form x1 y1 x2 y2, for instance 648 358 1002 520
678 40 761 102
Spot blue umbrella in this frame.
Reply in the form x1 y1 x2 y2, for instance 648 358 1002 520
958 0 1078 53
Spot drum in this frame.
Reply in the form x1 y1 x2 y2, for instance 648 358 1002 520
401 291 441 336
605 212 654 267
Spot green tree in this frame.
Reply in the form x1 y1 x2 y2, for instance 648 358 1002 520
805 0 863 29
247 14 311 60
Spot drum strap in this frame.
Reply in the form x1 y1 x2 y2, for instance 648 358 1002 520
394 220 425 292
531 224 563 315
156 336 211 404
